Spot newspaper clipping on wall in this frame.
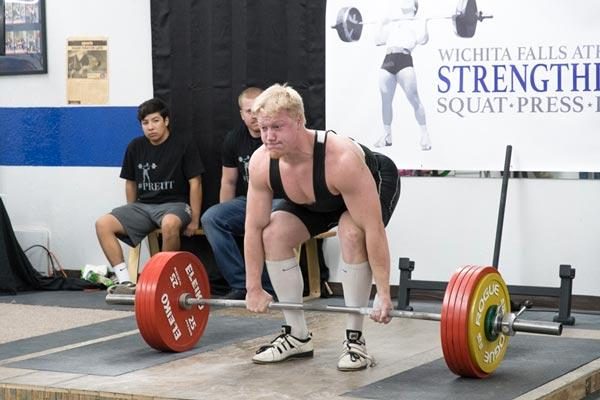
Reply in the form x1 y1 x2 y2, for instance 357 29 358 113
67 37 108 104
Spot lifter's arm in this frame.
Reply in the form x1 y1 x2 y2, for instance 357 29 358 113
244 148 275 312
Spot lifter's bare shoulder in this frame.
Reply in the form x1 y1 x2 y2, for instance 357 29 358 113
325 134 369 183
248 145 270 187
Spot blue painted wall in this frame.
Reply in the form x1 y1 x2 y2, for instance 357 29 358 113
0 107 140 166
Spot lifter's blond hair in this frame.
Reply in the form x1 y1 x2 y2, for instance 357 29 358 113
251 83 306 126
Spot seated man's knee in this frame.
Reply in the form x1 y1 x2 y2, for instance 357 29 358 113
95 214 118 236
161 214 182 236
200 205 218 229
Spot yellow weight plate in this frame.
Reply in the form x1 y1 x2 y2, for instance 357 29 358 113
467 270 511 374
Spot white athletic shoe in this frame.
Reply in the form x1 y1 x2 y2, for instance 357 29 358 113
337 330 376 371
374 133 392 148
252 325 314 364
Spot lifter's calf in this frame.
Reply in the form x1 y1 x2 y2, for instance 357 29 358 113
95 214 126 266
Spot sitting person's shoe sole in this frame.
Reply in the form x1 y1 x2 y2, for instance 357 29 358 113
252 325 313 364
107 281 136 295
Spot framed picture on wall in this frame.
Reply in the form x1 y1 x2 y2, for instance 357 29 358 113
0 0 47 75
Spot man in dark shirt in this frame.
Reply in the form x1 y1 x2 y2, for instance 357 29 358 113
95 98 204 294
201 87 274 299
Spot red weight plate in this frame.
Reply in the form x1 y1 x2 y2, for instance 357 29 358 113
136 253 164 350
135 257 158 350
134 261 152 349
454 266 494 378
441 265 474 375
441 265 470 374
135 251 211 352
449 265 480 376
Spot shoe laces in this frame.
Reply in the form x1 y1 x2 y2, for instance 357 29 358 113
341 338 376 367
256 331 309 355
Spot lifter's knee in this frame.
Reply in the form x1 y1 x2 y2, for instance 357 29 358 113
262 225 303 260
338 215 367 261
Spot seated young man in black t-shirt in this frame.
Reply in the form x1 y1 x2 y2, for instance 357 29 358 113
95 98 204 294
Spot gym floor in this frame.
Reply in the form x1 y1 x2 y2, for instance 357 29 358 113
0 290 599 400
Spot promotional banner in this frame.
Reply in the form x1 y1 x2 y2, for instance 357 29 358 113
326 0 600 171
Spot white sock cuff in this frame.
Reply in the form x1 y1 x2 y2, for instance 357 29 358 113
113 262 127 272
265 257 298 272
113 262 130 283
341 261 370 270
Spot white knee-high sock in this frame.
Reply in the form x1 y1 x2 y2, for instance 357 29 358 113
266 258 309 339
340 261 373 332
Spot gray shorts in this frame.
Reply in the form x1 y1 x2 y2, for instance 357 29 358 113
110 202 192 247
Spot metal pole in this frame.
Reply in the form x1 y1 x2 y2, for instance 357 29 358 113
493 145 512 268
182 296 443 322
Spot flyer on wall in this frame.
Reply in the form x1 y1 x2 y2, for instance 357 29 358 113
67 37 108 104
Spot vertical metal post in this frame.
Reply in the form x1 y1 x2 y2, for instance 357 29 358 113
553 264 576 325
397 257 414 311
493 145 512 269
0 0 5 56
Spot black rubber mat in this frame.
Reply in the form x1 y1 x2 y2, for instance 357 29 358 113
345 335 600 400
0 316 137 361
0 289 137 311
6 315 281 376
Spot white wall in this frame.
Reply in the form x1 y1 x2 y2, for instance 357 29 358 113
0 0 153 106
324 176 600 297
0 1 598 298
0 0 152 271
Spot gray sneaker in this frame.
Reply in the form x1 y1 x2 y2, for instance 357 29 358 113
107 281 136 295
252 325 313 364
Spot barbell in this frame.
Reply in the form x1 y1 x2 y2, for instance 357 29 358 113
332 0 493 42
105 251 563 378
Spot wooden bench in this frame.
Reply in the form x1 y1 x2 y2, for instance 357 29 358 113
127 228 337 299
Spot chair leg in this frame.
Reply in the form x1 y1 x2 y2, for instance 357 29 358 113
127 244 142 284
147 231 160 255
304 238 322 299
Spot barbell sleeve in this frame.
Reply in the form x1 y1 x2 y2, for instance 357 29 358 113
106 293 135 305
512 319 563 336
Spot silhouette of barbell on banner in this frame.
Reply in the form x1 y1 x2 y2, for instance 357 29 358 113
332 0 493 42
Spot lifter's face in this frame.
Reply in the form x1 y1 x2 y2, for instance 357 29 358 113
141 112 169 145
258 111 300 159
